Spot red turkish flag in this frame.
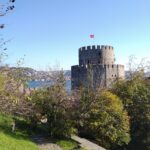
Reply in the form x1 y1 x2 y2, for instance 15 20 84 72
90 34 94 38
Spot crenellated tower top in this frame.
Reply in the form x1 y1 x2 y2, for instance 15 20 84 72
79 45 115 66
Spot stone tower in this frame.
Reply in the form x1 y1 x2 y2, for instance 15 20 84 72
71 45 124 90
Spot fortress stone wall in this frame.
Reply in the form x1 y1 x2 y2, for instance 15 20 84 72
71 45 124 89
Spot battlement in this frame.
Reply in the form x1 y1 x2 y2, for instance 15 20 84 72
79 45 114 51
79 45 115 65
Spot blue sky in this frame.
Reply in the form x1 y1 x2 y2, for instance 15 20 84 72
1 0 150 70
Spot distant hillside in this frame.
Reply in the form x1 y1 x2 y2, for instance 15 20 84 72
0 66 71 81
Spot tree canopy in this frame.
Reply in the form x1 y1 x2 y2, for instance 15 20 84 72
71 89 130 149
113 71 150 150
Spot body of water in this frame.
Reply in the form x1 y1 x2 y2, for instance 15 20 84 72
28 80 71 92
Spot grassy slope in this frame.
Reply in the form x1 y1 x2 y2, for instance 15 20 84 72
0 114 39 150
0 114 87 150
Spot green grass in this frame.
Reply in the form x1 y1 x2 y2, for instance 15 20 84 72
0 114 39 150
0 132 39 150
56 139 87 150
56 139 78 150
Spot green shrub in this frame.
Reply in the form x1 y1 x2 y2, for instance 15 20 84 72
73 89 130 149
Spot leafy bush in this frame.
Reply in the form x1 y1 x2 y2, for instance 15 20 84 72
30 71 75 138
113 72 150 150
72 89 130 149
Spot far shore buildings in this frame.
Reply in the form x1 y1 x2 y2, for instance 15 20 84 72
71 45 125 90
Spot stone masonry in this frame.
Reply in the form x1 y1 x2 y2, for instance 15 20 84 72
71 45 124 90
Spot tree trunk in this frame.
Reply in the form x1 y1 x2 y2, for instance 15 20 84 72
12 120 16 132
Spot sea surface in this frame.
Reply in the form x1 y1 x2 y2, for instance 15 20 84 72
28 80 71 92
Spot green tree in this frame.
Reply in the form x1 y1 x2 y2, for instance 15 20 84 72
113 71 150 150
30 70 74 138
72 89 130 149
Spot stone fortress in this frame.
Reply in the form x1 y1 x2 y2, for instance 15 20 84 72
71 45 124 90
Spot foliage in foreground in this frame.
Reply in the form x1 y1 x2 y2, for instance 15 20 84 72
30 71 75 138
72 89 130 149
113 72 150 150
0 59 149 150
